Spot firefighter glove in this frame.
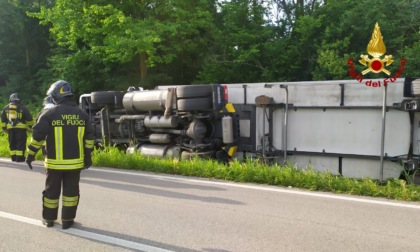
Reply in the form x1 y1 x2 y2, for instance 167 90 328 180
83 157 92 169
2 127 7 134
83 151 92 169
26 154 35 169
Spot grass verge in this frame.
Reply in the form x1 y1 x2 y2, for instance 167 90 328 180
1 132 418 202
0 132 44 160
92 146 420 202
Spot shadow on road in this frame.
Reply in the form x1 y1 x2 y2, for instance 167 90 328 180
0 159 46 176
0 159 244 205
83 168 226 191
80 174 244 205
71 222 202 252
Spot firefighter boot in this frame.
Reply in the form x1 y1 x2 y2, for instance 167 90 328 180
62 220 74 229
16 155 25 162
42 220 54 227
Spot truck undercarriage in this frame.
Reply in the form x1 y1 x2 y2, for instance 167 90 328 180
80 85 238 163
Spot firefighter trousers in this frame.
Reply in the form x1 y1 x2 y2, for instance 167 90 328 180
42 169 81 221
7 128 27 162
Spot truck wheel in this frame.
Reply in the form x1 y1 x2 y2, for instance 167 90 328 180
177 97 212 111
91 91 125 108
176 85 212 99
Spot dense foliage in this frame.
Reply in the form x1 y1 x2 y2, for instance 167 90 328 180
0 0 419 106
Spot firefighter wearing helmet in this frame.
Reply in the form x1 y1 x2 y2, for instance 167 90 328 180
42 95 55 110
1 93 34 162
35 95 55 123
35 95 56 157
26 80 94 229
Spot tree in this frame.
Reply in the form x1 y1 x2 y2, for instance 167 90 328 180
29 0 217 92
0 0 51 104
312 0 420 80
198 0 278 83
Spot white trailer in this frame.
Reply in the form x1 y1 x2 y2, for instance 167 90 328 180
81 77 420 181
225 77 420 180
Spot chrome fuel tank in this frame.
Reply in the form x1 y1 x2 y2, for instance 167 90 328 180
123 89 176 113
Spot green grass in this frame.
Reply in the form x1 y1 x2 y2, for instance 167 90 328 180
0 132 44 160
0 132 10 157
92 146 420 202
1 131 419 202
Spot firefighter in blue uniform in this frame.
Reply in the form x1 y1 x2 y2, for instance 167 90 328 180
26 80 94 229
1 93 34 162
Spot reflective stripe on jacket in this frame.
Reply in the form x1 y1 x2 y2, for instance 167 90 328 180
27 99 94 170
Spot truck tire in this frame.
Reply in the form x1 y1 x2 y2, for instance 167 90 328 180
176 85 212 99
177 97 212 111
91 91 125 108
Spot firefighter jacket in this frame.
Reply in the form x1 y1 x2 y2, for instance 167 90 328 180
27 99 94 170
1 102 34 130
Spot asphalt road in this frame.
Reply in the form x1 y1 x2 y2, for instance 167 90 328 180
1 158 420 252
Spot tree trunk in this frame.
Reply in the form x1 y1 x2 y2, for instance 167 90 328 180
140 52 148 80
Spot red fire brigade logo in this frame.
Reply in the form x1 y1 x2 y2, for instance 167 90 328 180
347 22 406 87
358 22 393 75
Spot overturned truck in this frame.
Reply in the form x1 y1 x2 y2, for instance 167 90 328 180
79 84 238 163
80 77 420 181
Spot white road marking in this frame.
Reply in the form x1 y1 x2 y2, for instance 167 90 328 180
0 211 45 227
2 157 418 210
90 168 420 210
61 228 174 252
0 210 174 252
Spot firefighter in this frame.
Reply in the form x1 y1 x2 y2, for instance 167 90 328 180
36 96 55 157
35 95 55 123
26 80 94 229
42 95 55 110
1 93 34 162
